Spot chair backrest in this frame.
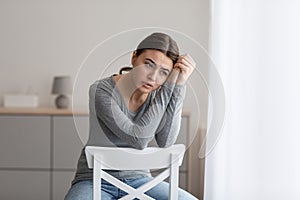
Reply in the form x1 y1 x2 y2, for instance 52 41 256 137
85 144 186 200
85 144 185 170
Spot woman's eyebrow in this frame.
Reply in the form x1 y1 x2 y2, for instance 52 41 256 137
161 68 170 73
145 58 156 65
145 58 170 72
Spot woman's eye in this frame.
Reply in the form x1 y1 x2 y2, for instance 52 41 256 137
145 63 154 68
160 71 168 76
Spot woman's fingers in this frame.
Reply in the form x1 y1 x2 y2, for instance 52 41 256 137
176 55 195 73
174 62 189 73
174 54 196 85
178 54 196 67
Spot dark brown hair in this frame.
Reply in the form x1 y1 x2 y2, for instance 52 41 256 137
119 32 179 74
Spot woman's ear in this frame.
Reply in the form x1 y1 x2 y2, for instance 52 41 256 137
131 50 137 66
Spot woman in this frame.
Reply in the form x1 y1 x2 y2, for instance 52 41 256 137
65 32 197 200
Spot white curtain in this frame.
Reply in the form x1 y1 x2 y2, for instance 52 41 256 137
204 0 300 199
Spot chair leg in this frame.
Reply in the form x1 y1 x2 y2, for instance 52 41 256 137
169 153 179 200
94 155 102 200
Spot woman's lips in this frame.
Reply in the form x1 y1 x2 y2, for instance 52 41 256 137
142 82 154 89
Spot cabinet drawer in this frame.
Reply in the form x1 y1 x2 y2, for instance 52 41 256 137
0 170 50 200
53 116 89 169
0 116 51 168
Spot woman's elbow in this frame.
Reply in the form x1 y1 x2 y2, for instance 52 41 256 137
134 142 147 150
133 139 150 150
157 139 176 148
157 142 168 148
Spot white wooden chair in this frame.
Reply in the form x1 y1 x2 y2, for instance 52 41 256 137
85 144 185 200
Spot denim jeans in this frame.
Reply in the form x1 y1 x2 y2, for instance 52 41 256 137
64 177 198 200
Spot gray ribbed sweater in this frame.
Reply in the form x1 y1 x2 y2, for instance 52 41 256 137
72 75 186 185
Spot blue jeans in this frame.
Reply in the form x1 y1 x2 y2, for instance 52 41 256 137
64 177 198 200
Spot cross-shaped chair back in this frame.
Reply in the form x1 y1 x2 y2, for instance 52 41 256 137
85 144 185 200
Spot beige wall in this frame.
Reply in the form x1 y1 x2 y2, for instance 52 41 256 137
0 0 210 198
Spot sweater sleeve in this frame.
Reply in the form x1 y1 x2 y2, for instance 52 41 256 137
94 73 179 150
155 84 186 147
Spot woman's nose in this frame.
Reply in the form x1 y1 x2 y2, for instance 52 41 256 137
147 70 158 82
148 70 159 82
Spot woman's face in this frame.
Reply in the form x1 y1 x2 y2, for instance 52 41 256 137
131 49 173 93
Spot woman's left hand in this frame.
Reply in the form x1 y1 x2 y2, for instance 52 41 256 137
174 54 196 85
